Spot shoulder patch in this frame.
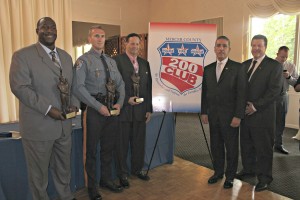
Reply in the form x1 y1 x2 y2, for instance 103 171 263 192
74 59 83 70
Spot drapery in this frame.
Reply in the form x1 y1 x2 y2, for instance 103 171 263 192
247 0 300 17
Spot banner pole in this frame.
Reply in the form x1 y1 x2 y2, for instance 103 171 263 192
197 113 213 165
146 111 167 175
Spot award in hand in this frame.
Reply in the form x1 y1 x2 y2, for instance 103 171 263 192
57 75 76 119
131 72 144 103
106 78 120 116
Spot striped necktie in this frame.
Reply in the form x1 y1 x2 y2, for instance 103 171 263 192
50 51 61 69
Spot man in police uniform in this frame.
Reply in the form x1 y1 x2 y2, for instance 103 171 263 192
72 25 125 200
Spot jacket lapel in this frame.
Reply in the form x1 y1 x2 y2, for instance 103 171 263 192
217 59 231 84
249 56 268 83
35 43 60 76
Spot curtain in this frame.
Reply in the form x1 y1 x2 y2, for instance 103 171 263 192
191 17 223 37
247 0 300 17
0 0 72 123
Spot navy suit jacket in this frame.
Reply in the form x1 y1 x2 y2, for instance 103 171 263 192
201 59 246 126
242 56 283 128
114 53 153 122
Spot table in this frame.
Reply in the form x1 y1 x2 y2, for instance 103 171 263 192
0 112 174 200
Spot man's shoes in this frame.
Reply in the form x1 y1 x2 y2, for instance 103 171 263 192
100 180 123 193
136 171 150 181
119 176 130 188
255 182 268 192
223 179 234 189
235 170 255 180
207 174 223 184
274 145 289 154
88 188 102 200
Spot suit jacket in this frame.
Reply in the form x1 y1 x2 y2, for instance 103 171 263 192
114 53 153 122
242 56 283 128
201 59 246 126
10 43 74 141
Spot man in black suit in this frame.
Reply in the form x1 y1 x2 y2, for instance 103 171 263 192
236 35 283 192
201 36 246 189
114 33 153 188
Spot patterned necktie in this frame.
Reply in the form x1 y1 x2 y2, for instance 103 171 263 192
247 60 257 80
216 62 222 82
50 51 61 69
132 60 138 73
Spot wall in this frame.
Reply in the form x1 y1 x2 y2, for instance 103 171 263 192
72 0 150 36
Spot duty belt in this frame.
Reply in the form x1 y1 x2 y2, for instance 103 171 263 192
91 93 107 105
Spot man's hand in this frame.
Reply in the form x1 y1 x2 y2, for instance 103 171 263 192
145 112 151 123
47 107 65 120
283 71 290 79
230 117 241 127
245 101 256 115
113 104 121 116
68 105 79 113
201 114 209 124
128 96 140 106
99 105 110 117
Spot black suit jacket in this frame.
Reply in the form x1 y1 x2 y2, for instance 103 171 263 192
114 53 153 122
242 56 283 128
201 59 246 126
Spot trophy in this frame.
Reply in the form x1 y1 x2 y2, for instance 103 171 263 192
106 78 120 116
57 75 76 119
131 72 144 103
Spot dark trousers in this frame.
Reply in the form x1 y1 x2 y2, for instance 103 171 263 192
85 107 118 189
240 124 274 184
275 93 288 147
116 120 146 177
209 121 239 180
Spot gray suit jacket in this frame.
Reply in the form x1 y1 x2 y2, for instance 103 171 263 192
242 56 283 128
201 59 246 126
114 53 153 122
10 43 74 141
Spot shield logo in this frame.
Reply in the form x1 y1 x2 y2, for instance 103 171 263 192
157 42 208 94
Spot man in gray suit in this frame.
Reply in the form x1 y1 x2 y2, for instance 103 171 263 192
9 17 77 200
236 35 283 192
201 36 246 189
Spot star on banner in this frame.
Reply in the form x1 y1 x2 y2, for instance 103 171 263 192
177 44 188 56
191 45 204 56
162 44 174 56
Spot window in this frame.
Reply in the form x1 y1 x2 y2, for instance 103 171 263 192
250 14 299 71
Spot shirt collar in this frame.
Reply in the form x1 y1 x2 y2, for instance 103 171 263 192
217 57 229 65
39 42 57 55
126 52 138 63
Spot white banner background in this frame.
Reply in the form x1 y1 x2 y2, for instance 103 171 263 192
148 22 217 113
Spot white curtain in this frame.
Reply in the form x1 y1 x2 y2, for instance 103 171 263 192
0 0 72 123
247 0 300 17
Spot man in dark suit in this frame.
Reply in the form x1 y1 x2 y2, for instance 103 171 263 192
236 35 283 192
9 17 77 200
114 33 153 188
201 36 246 189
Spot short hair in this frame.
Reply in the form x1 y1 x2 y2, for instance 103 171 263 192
88 25 104 36
251 34 268 47
278 46 289 52
125 33 141 42
215 35 231 47
36 17 55 28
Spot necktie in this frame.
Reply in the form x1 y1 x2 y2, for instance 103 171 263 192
50 51 61 69
247 60 257 80
100 54 110 81
216 62 222 82
132 60 138 73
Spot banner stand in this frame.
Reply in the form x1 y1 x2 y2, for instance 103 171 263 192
197 113 213 165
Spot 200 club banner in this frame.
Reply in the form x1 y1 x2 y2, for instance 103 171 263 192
148 22 217 113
